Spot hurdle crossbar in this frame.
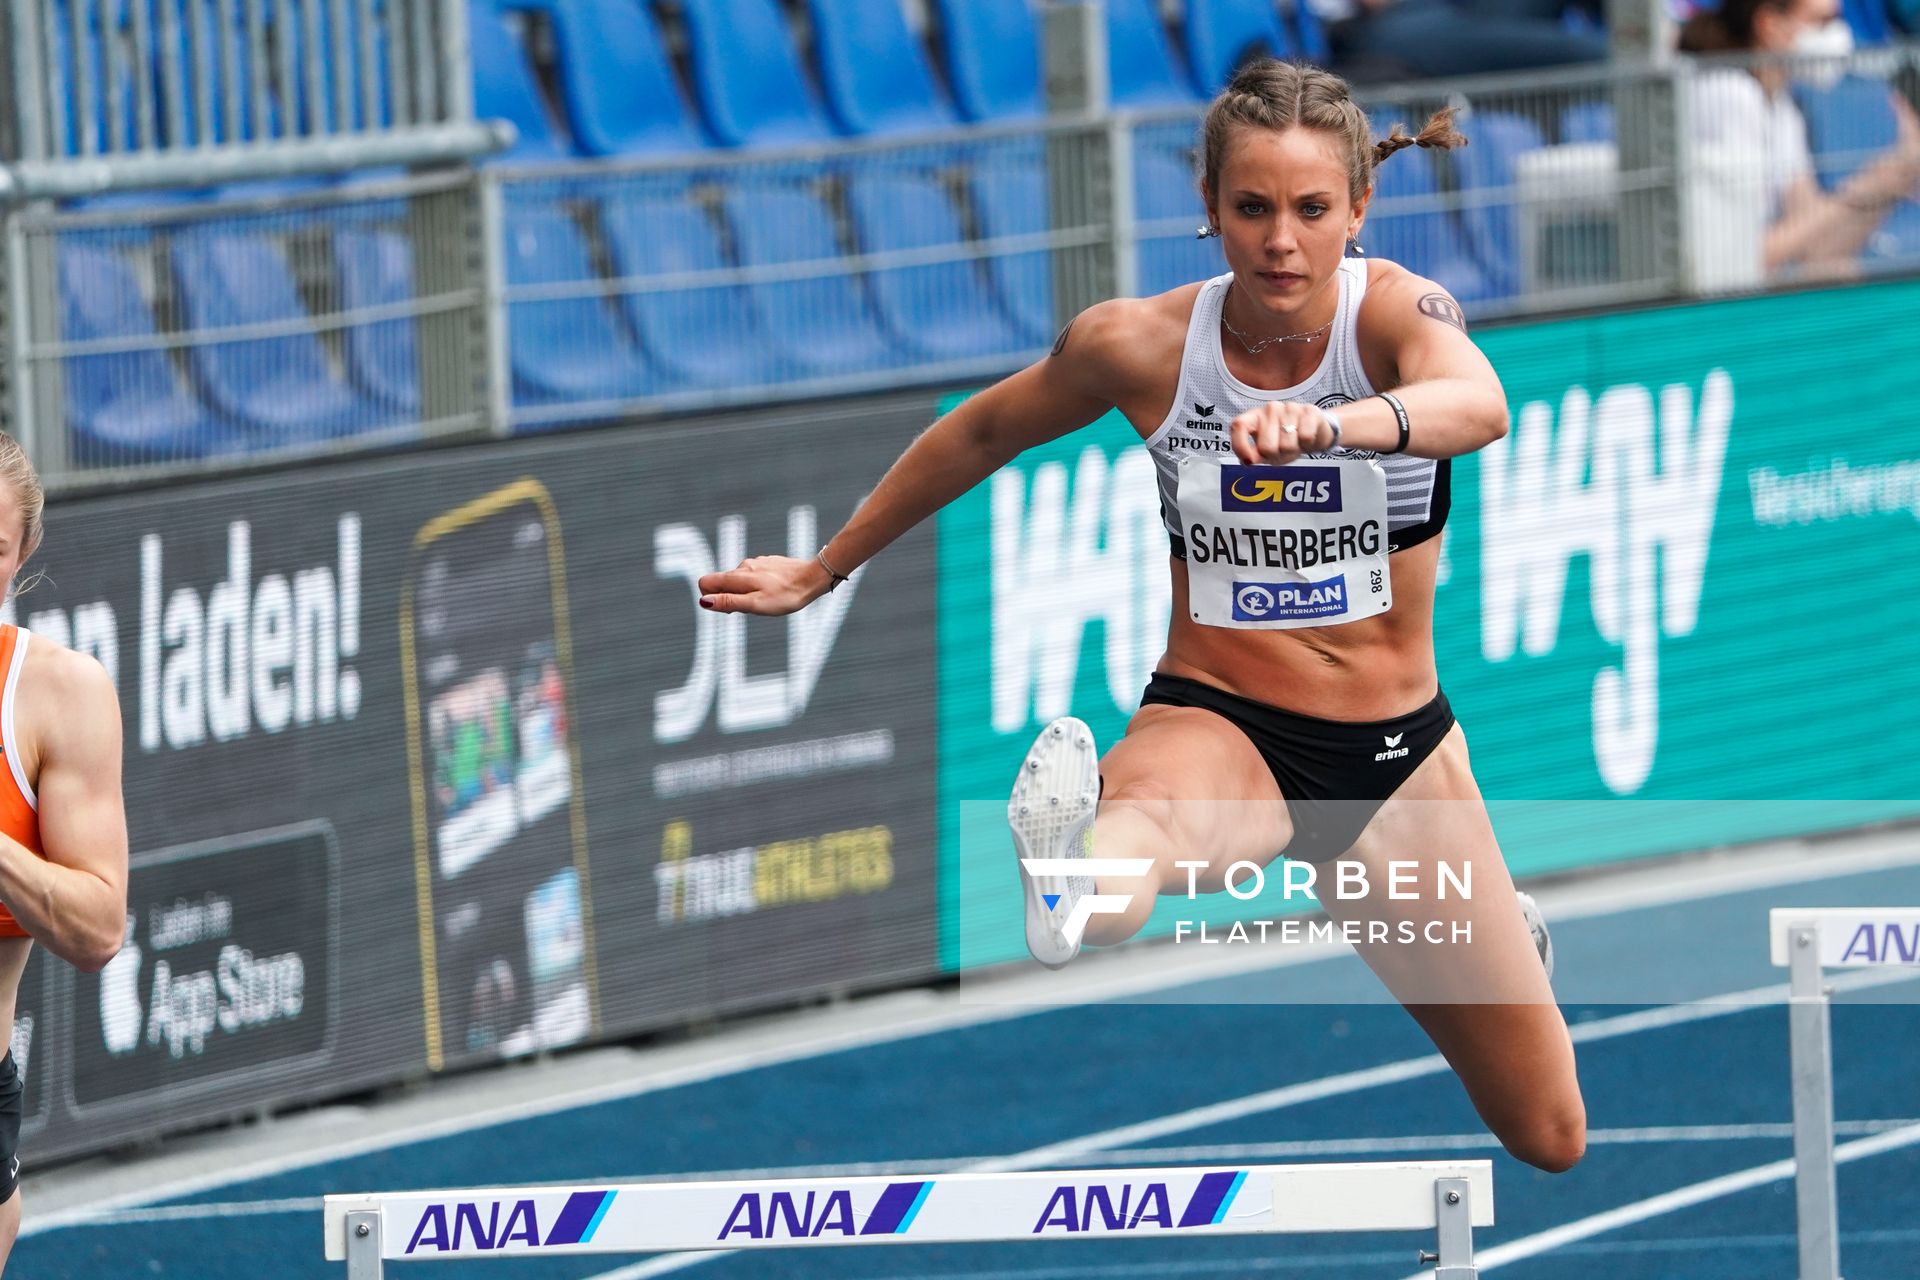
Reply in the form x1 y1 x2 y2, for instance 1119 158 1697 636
324 1160 1494 1278
1769 908 1920 1280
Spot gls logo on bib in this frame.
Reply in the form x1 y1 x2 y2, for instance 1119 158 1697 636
1219 465 1343 512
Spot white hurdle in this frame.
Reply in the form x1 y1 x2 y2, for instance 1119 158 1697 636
1768 907 1920 1280
324 1160 1494 1278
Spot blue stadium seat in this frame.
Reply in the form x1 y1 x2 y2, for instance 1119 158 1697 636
228 0 403 137
502 206 657 406
1452 110 1544 298
804 0 956 136
1362 141 1501 306
152 0 285 147
171 230 390 439
679 0 836 147
599 193 779 389
57 245 237 465
1841 0 1892 43
1794 75 1920 258
931 0 1041 122
469 0 570 160
313 0 394 132
540 0 709 155
721 186 894 376
1284 0 1331 63
1796 74 1901 185
1184 0 1295 95
1107 0 1202 109
48 0 124 155
1133 147 1225 295
1559 100 1615 144
969 157 1054 347
334 228 421 413
845 172 1029 362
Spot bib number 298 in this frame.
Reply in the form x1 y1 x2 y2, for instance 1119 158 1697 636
1369 569 1384 594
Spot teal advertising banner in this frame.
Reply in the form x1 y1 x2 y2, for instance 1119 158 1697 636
937 279 1920 971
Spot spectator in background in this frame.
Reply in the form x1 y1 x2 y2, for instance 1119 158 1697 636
1314 0 1608 81
1680 0 1920 277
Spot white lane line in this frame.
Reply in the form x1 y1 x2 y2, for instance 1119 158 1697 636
64 1197 320 1225
980 965 1915 1173
1392 1120 1920 1277
1102 1118 1920 1162
575 968 1919 1280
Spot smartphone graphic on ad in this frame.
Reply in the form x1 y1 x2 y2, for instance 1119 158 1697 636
402 479 598 1070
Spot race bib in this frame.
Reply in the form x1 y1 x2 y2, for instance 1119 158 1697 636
1176 456 1392 629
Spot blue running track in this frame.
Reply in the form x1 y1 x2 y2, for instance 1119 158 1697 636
18 854 1920 1280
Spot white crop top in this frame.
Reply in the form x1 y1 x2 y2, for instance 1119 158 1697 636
1143 260 1449 560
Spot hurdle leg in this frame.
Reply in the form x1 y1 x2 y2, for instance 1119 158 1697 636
345 1209 385 1280
1422 1176 1475 1279
1788 925 1841 1280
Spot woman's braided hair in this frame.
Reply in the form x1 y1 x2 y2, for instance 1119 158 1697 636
1201 59 1467 206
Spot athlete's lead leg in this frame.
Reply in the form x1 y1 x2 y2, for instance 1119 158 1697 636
1012 702 1293 956
1324 724 1587 1172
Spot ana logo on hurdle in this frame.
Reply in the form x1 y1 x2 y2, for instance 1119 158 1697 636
327 1162 1494 1277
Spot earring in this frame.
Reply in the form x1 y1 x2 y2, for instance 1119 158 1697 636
1195 225 1221 240
1346 236 1365 256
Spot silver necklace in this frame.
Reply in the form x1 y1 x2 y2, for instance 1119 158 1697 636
1220 289 1334 356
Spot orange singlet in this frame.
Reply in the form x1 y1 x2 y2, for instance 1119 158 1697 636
0 627 42 938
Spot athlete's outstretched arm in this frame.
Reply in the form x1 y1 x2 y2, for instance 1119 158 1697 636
0 650 128 971
1229 272 1509 464
699 302 1133 615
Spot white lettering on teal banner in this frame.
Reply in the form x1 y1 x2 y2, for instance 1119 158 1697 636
1480 370 1732 794
989 447 1169 733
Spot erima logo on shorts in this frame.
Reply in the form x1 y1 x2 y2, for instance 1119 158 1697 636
1219 465 1343 512
1232 577 1347 622
1375 733 1409 762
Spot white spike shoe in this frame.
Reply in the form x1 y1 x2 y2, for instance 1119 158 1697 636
1009 717 1101 969
1516 890 1554 981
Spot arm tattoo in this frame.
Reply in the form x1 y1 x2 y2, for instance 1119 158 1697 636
1417 292 1467 332
1051 317 1076 357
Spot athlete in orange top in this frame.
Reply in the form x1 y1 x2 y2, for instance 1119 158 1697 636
0 435 129 1270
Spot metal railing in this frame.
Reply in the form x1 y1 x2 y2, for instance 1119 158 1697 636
1681 46 1920 290
0 0 507 486
0 0 506 199
4 12 1918 488
489 122 1102 431
8 170 489 485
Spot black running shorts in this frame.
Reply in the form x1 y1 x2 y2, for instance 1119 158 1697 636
0 1050 23 1202
1138 673 1456 863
